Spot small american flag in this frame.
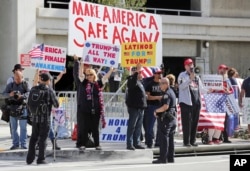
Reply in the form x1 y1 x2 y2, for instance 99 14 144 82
129 66 161 78
177 93 227 134
28 43 44 59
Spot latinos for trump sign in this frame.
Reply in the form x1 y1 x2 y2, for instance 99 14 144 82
121 42 156 67
68 0 162 66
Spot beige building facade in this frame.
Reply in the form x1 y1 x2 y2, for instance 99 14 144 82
1 0 250 91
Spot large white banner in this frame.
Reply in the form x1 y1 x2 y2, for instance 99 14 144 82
68 0 162 66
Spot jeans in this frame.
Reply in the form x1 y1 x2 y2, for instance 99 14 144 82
9 108 27 147
145 105 160 147
126 107 144 147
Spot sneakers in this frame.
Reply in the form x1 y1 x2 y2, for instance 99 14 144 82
183 144 192 147
213 139 222 144
95 146 102 150
21 146 27 149
126 146 135 150
208 141 214 145
10 145 19 150
223 140 232 143
191 143 198 147
37 160 48 165
134 145 145 149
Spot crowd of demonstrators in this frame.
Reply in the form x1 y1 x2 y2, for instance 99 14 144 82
177 58 210 147
239 68 250 133
144 68 163 148
73 55 108 151
3 68 30 150
26 72 59 165
32 69 66 150
152 77 177 164
125 63 147 150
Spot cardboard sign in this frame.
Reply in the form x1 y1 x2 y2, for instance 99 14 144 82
30 44 66 72
202 74 224 90
82 41 120 68
68 0 162 66
242 97 250 124
121 42 156 67
20 54 31 67
100 117 128 142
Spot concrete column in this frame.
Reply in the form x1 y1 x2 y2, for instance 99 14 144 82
0 0 37 90
201 0 211 17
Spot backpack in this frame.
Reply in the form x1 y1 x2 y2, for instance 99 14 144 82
27 86 49 115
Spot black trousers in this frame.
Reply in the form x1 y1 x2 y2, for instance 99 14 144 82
26 121 50 163
180 102 201 145
223 113 229 141
157 117 176 163
82 113 101 147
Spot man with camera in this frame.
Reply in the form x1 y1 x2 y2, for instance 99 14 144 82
153 77 177 164
3 70 30 150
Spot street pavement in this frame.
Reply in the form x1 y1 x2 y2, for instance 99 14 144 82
1 119 250 162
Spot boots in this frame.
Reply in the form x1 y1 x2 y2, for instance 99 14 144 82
51 139 61 150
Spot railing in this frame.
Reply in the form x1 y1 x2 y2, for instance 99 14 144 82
46 1 202 16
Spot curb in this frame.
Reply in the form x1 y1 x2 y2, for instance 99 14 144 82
0 148 153 161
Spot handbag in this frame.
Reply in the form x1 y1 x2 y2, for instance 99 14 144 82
1 104 10 122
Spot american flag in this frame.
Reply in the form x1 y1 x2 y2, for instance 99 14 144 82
177 93 227 134
129 66 161 78
28 43 44 59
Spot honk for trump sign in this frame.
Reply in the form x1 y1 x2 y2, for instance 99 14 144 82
68 0 162 67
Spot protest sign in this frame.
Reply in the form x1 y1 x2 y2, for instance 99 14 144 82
242 97 250 124
30 44 66 72
82 41 120 68
68 0 162 66
202 74 224 90
100 117 128 142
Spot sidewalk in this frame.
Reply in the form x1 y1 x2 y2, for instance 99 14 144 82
1 119 250 162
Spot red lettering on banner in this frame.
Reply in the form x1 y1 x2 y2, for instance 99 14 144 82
73 1 100 18
44 47 62 54
44 56 66 63
74 18 86 48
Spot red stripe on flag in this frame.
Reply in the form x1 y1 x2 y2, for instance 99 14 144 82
177 95 226 134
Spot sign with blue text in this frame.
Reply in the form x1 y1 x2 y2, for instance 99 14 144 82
100 117 128 142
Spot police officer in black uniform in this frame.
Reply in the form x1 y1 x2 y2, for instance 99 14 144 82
152 77 177 164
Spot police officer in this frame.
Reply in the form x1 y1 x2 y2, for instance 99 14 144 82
26 73 59 165
152 77 176 164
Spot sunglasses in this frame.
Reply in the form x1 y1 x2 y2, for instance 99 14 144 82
86 74 93 77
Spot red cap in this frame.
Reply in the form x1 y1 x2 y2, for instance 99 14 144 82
184 58 193 66
218 64 228 70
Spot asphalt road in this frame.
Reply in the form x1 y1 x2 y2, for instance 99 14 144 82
0 154 241 171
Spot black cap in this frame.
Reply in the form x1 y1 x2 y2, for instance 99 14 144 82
12 64 24 72
39 73 51 82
